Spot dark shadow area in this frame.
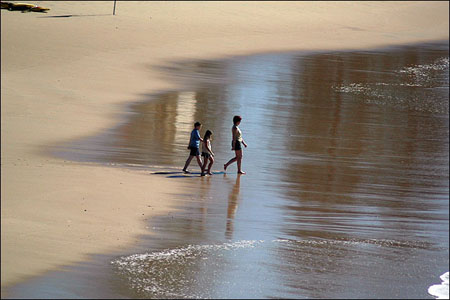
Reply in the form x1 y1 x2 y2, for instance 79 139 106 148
152 171 226 178
38 14 111 18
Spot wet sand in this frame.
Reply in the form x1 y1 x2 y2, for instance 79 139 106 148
4 42 449 298
1 1 449 296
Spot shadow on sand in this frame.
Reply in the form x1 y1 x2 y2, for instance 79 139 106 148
38 14 111 18
152 171 225 178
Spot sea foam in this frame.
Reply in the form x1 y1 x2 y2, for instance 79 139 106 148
428 272 449 299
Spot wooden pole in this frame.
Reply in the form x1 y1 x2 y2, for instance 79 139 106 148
113 0 117 15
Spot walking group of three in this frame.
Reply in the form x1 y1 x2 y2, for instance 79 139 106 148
182 115 248 176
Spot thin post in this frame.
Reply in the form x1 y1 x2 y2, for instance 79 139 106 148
113 0 117 15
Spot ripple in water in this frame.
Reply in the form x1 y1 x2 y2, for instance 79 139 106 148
333 56 449 114
112 238 439 298
111 240 264 298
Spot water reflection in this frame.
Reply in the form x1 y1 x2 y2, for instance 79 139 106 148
225 174 241 240
174 92 198 152
36 42 450 299
278 48 449 243
198 176 212 231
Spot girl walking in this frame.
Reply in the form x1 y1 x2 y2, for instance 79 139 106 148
201 130 215 176
224 115 247 174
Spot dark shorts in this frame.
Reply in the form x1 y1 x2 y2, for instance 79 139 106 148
233 140 242 151
201 152 211 159
188 146 200 156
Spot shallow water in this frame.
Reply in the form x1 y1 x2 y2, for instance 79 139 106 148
6 42 449 298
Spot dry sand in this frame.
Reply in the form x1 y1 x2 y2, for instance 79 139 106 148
1 0 448 290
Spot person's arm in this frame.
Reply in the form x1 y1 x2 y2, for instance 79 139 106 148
206 140 214 156
242 139 248 148
196 130 204 143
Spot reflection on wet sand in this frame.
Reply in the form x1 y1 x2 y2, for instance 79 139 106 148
174 92 198 152
38 42 449 299
266 46 449 298
225 174 241 240
278 48 449 241
198 176 212 231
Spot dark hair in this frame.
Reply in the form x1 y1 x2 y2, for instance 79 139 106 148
233 115 242 125
194 121 202 128
204 130 213 141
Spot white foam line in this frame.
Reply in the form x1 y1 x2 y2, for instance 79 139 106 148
112 240 263 268
428 271 449 299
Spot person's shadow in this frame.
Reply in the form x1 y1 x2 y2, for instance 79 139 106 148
225 174 241 240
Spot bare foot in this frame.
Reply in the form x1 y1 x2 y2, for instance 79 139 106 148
183 169 191 174
224 164 227 171
207 172 213 175
238 171 246 174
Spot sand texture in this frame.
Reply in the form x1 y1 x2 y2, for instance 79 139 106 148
1 0 448 290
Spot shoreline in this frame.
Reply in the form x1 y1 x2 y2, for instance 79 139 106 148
1 0 448 292
45 39 449 170
4 39 449 299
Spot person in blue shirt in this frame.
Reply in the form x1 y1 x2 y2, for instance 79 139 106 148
183 121 204 174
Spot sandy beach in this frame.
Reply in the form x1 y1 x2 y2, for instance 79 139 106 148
1 1 448 292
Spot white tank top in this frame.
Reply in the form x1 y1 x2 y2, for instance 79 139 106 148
202 139 211 153
233 125 243 142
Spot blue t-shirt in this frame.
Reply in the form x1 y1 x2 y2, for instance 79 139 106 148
189 129 201 148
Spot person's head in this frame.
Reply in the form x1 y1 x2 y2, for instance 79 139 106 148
194 121 202 129
204 130 213 141
233 115 242 125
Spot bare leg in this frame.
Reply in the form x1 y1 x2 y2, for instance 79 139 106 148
224 157 237 171
201 156 208 174
183 155 194 172
195 155 203 171
207 157 214 174
236 150 245 174
237 156 242 173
